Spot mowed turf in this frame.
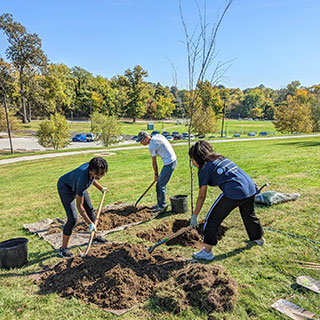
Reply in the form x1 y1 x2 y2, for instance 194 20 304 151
0 137 319 320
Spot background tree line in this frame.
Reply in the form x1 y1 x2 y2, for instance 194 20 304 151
1 13 320 136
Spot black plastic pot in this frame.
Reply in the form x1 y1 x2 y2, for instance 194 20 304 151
0 238 29 269
170 195 188 213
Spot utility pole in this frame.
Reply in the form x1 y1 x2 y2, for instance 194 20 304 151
3 93 13 154
221 99 226 137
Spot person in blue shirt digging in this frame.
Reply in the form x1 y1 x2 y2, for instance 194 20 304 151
189 141 265 261
57 157 108 258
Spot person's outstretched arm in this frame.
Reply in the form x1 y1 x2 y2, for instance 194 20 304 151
194 185 207 215
152 156 159 181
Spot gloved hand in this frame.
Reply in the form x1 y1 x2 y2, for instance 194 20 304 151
190 214 198 228
101 187 108 193
89 223 96 233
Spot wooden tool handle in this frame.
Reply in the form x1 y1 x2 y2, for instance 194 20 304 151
82 190 107 257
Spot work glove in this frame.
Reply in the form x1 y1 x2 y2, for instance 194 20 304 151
89 223 96 233
190 214 198 228
101 187 108 193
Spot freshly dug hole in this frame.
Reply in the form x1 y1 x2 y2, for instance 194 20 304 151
137 219 229 247
47 203 154 235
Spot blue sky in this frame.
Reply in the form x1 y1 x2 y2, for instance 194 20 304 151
0 0 319 90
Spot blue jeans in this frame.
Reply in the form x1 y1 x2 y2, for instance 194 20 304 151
156 160 177 208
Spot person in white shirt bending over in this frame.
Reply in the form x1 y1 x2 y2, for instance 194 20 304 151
136 131 177 213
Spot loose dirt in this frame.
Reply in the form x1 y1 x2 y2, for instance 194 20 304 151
152 263 237 314
137 219 229 248
35 243 237 314
47 203 154 235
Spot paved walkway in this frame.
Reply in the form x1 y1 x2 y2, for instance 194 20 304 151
0 134 319 166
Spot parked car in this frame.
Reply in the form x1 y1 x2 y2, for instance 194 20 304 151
189 134 195 139
171 131 179 137
72 133 86 142
259 131 268 136
162 131 170 137
85 133 95 142
182 132 189 139
151 130 159 136
166 135 173 141
173 134 182 140
248 132 256 137
233 134 241 137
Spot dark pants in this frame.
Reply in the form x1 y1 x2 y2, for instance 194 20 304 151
58 189 96 236
203 194 264 246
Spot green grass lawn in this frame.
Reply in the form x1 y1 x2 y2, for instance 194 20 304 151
0 137 319 319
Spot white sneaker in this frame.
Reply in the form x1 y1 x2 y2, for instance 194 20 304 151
253 238 266 246
192 248 215 261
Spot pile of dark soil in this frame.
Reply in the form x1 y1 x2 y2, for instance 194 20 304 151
152 263 237 314
47 203 154 235
36 243 186 311
36 243 237 314
137 219 229 248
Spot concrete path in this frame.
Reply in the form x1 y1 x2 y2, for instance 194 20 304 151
0 134 319 166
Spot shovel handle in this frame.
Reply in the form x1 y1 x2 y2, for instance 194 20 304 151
80 190 107 257
148 219 205 254
134 180 156 207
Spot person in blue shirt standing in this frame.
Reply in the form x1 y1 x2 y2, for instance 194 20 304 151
189 141 265 261
57 157 108 258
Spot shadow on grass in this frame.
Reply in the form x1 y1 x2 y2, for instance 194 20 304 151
154 209 180 220
214 241 255 262
276 141 320 147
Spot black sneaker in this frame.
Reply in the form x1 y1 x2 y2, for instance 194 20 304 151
58 247 74 258
92 236 108 244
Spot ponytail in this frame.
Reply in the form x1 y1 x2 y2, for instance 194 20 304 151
189 141 223 168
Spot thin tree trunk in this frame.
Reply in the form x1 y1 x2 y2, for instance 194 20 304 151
3 94 14 154
20 81 27 123
28 102 32 122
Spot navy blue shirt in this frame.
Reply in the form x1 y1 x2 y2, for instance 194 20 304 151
58 163 94 197
198 158 257 200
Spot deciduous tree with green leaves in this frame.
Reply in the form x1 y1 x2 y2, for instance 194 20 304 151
36 113 70 150
0 13 47 123
122 65 149 122
91 112 120 147
274 95 313 133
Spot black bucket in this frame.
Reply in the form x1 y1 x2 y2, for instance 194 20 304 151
170 195 188 213
0 238 29 269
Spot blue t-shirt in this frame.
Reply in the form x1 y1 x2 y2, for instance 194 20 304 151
58 163 94 197
198 158 257 200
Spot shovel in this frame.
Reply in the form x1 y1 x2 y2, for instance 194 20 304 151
134 180 156 207
147 219 205 254
78 189 107 257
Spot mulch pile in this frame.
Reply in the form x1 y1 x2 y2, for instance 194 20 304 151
35 243 237 314
137 219 229 248
47 203 154 235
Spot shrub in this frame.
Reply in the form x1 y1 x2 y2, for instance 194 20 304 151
37 113 70 150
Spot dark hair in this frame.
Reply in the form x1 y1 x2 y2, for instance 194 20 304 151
189 141 224 168
88 157 108 174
